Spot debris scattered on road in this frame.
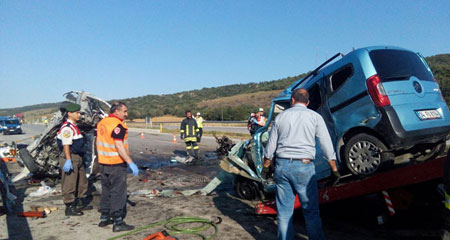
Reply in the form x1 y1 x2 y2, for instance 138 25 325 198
170 156 194 164
17 211 47 218
29 181 54 197
213 133 234 155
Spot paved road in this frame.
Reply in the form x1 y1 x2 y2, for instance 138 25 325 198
0 124 223 168
0 124 46 146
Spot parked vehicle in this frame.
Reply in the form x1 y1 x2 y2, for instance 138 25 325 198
0 117 22 135
222 46 450 200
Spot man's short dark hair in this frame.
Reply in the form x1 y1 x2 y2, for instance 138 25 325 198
110 102 127 114
292 88 309 103
185 110 191 115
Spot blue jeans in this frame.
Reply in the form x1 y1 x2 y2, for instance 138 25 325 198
274 158 325 240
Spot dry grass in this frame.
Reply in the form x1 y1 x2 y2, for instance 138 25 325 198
197 90 282 108
23 108 58 123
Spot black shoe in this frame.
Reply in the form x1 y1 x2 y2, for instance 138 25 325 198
98 219 113 227
65 204 83 216
76 198 94 211
113 222 135 232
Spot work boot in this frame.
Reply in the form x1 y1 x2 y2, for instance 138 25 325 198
76 198 94 211
112 217 134 232
98 216 113 227
194 149 199 160
65 203 83 216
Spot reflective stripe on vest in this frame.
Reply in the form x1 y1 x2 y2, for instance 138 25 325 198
97 116 129 165
445 191 450 210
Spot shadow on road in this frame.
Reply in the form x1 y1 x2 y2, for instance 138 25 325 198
0 161 33 239
213 191 278 240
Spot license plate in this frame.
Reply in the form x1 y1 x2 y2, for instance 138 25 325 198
416 110 441 120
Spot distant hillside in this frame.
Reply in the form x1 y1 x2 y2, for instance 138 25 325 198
426 54 450 102
118 75 304 121
3 53 450 121
0 102 60 117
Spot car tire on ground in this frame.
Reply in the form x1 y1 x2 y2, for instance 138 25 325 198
344 133 389 176
235 176 265 201
19 148 40 174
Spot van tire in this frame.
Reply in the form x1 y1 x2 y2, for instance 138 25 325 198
344 133 388 176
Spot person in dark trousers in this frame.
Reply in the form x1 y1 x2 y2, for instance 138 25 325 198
97 102 139 232
56 103 93 216
443 150 450 239
180 110 199 159
264 88 340 240
195 112 204 142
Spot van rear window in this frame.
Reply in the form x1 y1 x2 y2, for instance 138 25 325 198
369 49 433 82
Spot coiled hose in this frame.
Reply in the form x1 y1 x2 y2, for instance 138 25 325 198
108 216 221 240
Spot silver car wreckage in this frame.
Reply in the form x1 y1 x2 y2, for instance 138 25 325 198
13 91 111 182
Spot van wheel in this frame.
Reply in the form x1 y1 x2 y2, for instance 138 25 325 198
344 134 388 176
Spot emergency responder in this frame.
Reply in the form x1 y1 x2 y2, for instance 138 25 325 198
250 108 266 135
97 102 139 232
264 89 339 240
195 112 204 142
56 103 93 216
247 113 256 135
180 110 199 159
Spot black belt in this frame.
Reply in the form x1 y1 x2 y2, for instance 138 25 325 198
100 163 127 167
278 158 311 164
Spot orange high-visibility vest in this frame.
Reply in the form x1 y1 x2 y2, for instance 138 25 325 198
97 116 129 165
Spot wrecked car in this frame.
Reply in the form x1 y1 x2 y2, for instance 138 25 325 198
222 46 450 200
15 91 110 181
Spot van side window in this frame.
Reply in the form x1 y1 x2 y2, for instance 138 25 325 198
330 65 353 92
308 83 322 111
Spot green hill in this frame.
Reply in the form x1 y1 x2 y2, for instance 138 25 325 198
426 54 450 102
2 53 450 121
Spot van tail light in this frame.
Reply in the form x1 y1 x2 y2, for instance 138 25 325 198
366 74 391 107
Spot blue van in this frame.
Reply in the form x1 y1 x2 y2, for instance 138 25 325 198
0 117 22 135
224 46 450 199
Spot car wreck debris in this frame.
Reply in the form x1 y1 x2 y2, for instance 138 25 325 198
213 133 234 156
15 91 111 181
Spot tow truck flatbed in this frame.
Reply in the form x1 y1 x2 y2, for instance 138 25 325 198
256 156 446 214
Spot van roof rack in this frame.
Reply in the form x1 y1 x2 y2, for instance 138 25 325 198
292 52 343 90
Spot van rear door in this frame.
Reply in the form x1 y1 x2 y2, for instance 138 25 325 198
369 49 450 131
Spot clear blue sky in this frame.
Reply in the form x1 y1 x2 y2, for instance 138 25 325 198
1 1 449 108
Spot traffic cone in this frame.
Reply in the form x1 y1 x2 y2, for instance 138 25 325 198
172 134 177 143
140 132 145 139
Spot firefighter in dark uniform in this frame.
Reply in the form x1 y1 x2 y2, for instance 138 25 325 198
97 102 139 232
443 150 450 239
57 103 93 216
180 110 199 159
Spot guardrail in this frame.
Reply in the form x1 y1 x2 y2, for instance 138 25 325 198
125 120 249 133
150 121 247 124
